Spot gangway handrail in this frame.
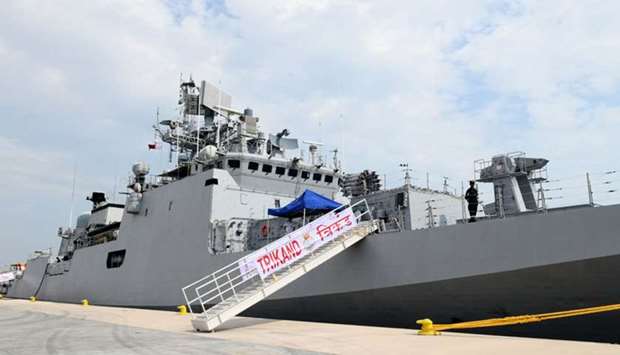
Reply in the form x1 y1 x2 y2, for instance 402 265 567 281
181 199 372 317
182 199 372 311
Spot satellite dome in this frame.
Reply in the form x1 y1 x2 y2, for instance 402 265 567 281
198 145 218 161
132 162 150 176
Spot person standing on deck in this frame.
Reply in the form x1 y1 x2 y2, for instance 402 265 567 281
465 180 479 223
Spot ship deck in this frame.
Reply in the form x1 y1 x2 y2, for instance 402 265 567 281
1 298 618 354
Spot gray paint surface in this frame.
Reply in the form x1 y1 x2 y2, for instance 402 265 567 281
9 203 620 307
248 254 620 343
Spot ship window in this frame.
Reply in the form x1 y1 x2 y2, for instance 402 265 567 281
106 250 126 269
396 192 406 207
275 199 281 208
262 164 273 173
228 160 240 169
248 161 259 171
312 173 322 181
324 175 333 183
301 171 310 179
288 169 298 177
205 178 218 186
275 166 285 175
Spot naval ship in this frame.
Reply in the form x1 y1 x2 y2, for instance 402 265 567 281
4 79 620 343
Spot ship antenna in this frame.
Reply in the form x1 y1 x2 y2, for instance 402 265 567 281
215 79 223 150
177 87 182 168
339 113 344 170
112 162 118 203
68 162 77 227
399 163 412 186
425 199 436 228
195 108 200 155
331 149 340 170
155 107 159 134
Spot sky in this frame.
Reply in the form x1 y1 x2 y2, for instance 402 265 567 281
1 0 619 266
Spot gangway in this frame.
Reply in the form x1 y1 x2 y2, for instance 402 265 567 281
182 199 377 332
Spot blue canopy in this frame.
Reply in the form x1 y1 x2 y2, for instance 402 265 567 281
268 190 341 218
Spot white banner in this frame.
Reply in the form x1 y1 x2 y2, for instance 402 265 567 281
0 272 15 283
239 207 357 280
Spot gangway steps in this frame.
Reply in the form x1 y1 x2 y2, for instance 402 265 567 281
189 220 377 332
202 243 336 316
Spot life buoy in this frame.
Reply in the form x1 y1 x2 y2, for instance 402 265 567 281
260 224 269 237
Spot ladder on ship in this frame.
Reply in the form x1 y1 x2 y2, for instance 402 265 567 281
182 199 377 332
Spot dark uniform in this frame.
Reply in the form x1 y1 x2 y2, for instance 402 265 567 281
465 183 478 223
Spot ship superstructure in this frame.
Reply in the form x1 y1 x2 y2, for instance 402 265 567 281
51 79 346 263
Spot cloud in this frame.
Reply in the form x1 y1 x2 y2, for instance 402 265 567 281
0 136 74 196
1 0 619 264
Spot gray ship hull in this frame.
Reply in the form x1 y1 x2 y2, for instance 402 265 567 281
9 203 620 342
249 254 620 343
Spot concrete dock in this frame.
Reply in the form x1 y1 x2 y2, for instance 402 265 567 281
1 298 618 354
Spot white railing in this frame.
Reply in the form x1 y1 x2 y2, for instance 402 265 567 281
181 199 372 317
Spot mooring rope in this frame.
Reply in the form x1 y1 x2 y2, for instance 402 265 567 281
417 303 620 335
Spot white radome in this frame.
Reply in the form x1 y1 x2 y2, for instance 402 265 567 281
132 162 150 176
199 145 218 161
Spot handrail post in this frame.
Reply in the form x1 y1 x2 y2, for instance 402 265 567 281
199 295 206 314
213 274 225 302
182 290 193 316
364 199 373 220
227 273 239 301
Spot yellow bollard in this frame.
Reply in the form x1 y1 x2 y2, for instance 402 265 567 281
81 299 89 306
177 305 188 315
29 296 37 302
416 318 440 335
